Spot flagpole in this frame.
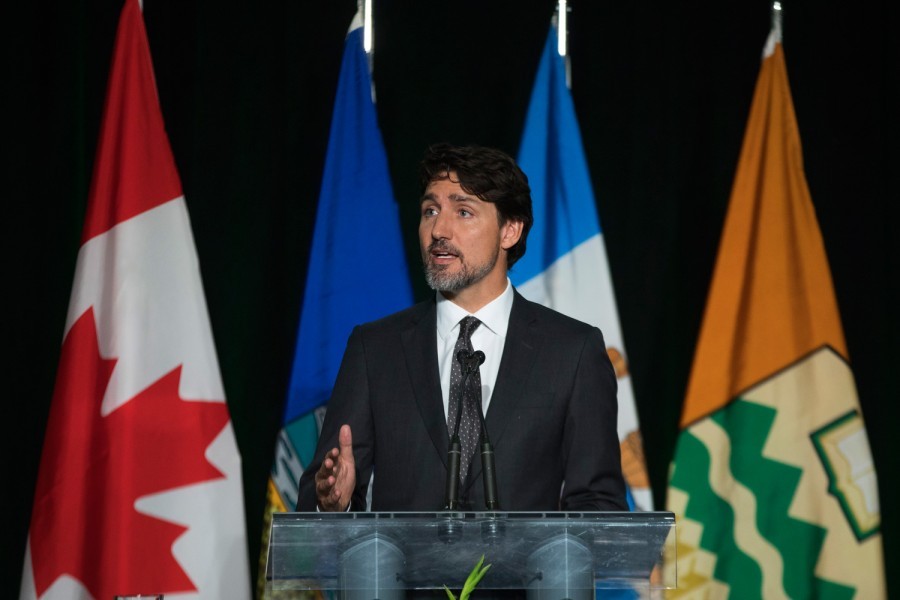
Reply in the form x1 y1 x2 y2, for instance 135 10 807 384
771 1 783 40
358 0 375 98
555 0 571 89
764 0 783 58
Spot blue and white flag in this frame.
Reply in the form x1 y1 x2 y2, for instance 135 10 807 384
512 26 652 511
262 10 412 534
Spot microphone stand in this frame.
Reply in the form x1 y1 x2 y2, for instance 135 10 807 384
470 352 499 510
444 350 477 510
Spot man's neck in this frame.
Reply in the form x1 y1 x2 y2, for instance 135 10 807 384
440 274 509 313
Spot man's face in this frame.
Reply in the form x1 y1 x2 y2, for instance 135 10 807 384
419 175 518 294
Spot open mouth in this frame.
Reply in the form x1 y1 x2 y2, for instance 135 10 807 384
429 242 460 262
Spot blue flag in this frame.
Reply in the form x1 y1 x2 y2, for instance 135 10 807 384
512 26 652 512
264 13 412 524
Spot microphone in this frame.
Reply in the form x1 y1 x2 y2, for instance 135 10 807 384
462 350 485 372
444 349 481 510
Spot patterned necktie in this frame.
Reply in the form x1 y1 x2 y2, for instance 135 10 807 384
448 316 482 487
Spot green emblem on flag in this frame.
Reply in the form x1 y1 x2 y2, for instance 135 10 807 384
811 410 881 541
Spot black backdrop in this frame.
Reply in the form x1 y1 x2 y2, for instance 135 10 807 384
6 0 898 597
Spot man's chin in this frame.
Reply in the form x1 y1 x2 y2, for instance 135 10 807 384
425 277 459 293
424 267 465 293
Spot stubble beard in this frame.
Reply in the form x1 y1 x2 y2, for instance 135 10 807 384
423 244 499 293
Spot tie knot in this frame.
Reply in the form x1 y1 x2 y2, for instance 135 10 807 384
458 316 481 341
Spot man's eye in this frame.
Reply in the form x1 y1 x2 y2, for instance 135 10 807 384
459 209 472 217
423 207 438 217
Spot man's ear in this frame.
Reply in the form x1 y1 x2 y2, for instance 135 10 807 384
500 219 524 251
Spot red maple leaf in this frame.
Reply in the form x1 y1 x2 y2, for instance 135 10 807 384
30 308 231 599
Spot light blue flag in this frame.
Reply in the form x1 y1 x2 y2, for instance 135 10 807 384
266 12 412 517
513 26 652 513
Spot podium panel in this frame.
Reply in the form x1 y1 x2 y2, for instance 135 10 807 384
266 512 676 596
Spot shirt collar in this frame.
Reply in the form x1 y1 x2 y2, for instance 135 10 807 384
436 279 514 342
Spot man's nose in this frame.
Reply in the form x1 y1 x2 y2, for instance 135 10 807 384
431 211 451 240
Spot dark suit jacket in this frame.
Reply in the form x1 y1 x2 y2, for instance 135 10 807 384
296 290 627 512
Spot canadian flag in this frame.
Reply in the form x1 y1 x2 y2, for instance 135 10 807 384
19 0 251 598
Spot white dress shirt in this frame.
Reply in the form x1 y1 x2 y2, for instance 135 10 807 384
435 279 515 421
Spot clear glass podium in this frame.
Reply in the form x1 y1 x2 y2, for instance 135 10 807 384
265 511 676 598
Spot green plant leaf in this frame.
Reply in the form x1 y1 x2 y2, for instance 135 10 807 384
443 554 491 600
459 555 492 600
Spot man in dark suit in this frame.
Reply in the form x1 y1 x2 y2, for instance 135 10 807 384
297 143 627 513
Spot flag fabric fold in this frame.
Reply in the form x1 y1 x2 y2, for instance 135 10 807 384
666 26 885 598
259 11 413 595
513 26 652 511
21 0 250 598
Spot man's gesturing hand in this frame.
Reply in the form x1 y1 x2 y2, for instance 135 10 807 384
315 424 356 512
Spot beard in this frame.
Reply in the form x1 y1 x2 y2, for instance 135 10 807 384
422 240 499 293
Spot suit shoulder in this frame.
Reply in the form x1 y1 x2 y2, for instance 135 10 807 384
518 295 600 337
354 298 433 335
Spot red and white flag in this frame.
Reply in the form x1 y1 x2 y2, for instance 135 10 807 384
20 0 250 598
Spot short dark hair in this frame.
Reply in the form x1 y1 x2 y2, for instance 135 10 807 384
419 143 534 268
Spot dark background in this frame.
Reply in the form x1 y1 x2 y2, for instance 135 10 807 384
6 0 897 597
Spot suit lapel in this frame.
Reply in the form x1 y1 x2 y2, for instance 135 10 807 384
467 291 540 487
401 298 450 468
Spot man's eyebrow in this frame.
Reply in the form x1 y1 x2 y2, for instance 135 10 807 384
448 193 478 202
420 192 479 203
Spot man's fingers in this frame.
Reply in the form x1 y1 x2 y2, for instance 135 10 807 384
315 448 341 480
316 475 338 494
339 425 353 450
315 432 353 512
